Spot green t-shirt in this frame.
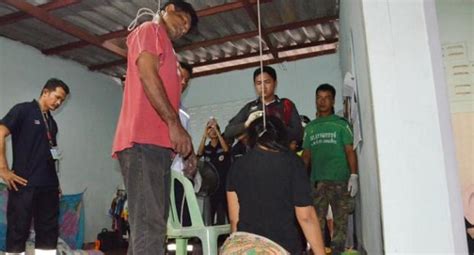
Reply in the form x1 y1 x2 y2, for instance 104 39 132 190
303 115 353 183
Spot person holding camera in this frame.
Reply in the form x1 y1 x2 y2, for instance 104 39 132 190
197 118 231 225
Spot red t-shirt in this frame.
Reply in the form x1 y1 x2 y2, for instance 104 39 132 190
112 21 182 157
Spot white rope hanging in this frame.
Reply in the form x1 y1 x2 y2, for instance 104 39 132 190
128 0 162 31
256 0 267 133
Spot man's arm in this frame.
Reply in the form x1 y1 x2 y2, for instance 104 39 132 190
344 145 358 174
137 52 192 156
345 144 359 197
295 206 325 255
0 124 27 190
223 104 250 140
227 191 239 232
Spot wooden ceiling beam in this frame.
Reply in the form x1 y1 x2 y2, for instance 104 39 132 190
192 38 338 67
176 15 338 52
89 16 338 71
88 39 338 73
197 0 271 17
192 49 337 78
176 30 259 52
41 0 272 55
89 59 126 71
43 28 129 55
92 47 337 78
241 0 278 59
1 0 126 58
0 0 81 26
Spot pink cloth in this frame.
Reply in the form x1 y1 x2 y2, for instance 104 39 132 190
112 21 182 157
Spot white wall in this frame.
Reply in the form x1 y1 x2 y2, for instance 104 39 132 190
0 37 123 243
182 55 343 146
436 0 474 221
339 0 384 254
361 0 466 253
436 0 474 60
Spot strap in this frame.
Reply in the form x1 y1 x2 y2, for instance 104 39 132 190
281 98 292 126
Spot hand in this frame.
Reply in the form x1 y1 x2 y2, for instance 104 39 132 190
206 118 217 128
169 122 193 157
183 153 198 179
245 110 264 127
347 174 359 197
0 168 27 191
202 126 209 138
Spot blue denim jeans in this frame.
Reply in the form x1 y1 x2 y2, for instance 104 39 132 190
117 144 172 255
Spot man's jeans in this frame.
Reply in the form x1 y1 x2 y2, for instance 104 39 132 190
117 144 172 255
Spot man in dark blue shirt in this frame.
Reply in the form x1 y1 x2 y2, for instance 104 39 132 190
0 78 69 254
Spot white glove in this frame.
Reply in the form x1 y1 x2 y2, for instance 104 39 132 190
347 174 359 197
245 110 264 127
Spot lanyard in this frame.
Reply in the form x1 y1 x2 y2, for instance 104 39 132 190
41 111 54 147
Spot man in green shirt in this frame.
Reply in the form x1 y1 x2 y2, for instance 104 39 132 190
302 83 358 254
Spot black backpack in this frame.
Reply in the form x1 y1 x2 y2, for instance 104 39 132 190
97 228 123 252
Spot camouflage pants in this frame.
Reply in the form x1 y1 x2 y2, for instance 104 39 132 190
313 181 355 254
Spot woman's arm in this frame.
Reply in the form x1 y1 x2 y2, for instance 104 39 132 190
196 127 208 157
295 206 325 255
227 191 240 232
216 129 230 152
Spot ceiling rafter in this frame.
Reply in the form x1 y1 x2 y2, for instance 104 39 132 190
88 16 338 71
0 0 338 78
0 0 81 26
42 28 129 55
1 0 126 57
192 38 338 67
176 16 338 52
41 0 272 55
197 0 271 17
89 38 338 75
192 48 337 78
89 59 126 71
241 0 278 59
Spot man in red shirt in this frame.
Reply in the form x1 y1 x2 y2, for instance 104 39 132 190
112 1 198 254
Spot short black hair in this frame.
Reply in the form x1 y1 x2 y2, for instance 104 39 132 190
247 115 288 152
162 0 199 30
316 83 335 99
41 78 70 95
253 66 277 82
179 61 193 77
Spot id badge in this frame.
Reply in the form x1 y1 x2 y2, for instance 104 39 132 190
50 147 62 160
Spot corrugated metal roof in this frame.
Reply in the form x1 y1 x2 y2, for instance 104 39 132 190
0 0 339 78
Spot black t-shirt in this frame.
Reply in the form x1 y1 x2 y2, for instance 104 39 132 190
0 100 59 187
203 143 231 197
231 141 248 162
226 147 312 254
